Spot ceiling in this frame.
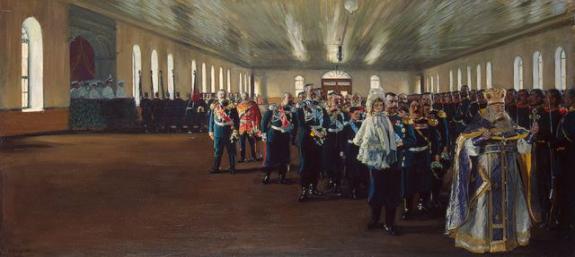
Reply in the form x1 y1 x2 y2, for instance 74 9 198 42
70 0 572 70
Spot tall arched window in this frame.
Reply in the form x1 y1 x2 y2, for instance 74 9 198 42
449 70 454 91
227 69 231 93
429 75 434 93
132 45 142 105
533 51 543 89
247 74 252 96
219 67 224 90
245 73 249 95
239 73 243 93
151 50 159 95
191 60 197 93
201 62 207 93
467 66 472 89
514 56 524 90
457 68 462 89
21 17 43 111
295 75 304 95
167 54 174 99
476 64 482 90
555 47 566 90
370 75 381 89
486 62 493 89
435 74 439 93
210 65 216 93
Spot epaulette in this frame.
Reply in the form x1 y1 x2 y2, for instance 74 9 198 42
226 103 236 109
437 110 447 119
428 118 439 127
402 118 414 125
210 102 218 110
479 108 488 117
268 104 278 111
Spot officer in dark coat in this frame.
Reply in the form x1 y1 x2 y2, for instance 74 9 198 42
530 89 563 225
208 90 240 174
385 92 416 233
296 84 330 201
556 87 575 239
140 92 153 133
323 92 349 195
402 99 441 220
341 106 367 199
260 93 297 184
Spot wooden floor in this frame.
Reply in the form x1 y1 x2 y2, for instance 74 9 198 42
0 133 572 257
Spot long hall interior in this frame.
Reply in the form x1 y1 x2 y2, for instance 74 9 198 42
1 0 575 256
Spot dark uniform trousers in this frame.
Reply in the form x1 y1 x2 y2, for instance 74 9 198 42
212 133 236 171
369 166 401 226
299 135 322 187
240 133 257 160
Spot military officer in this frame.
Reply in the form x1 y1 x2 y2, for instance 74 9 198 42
296 84 330 202
208 89 240 174
237 92 262 162
323 92 349 195
341 106 367 199
260 93 297 184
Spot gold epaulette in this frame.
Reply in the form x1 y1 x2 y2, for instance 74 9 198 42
210 103 217 110
479 108 487 116
428 118 439 127
402 118 414 125
227 103 236 109
438 110 447 119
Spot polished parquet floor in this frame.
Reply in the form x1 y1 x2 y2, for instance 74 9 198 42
0 133 571 257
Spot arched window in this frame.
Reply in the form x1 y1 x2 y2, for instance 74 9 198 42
227 69 231 93
476 64 482 90
210 65 216 93
435 74 440 93
219 67 224 90
295 75 304 95
239 73 243 93
457 68 462 89
429 75 434 93
201 62 207 93
247 74 252 96
151 50 159 95
167 54 174 99
555 47 566 90
21 17 43 111
486 62 493 89
191 60 197 93
245 73 249 95
467 66 472 89
449 70 454 91
514 56 524 90
533 51 543 89
370 75 381 89
132 45 141 105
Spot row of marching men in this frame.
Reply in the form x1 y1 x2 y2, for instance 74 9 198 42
207 83 449 236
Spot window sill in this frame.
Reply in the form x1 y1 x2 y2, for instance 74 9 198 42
22 108 44 113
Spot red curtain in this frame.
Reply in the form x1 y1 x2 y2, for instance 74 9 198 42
70 36 95 82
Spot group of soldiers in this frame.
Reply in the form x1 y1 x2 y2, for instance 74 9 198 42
139 92 209 133
206 83 575 241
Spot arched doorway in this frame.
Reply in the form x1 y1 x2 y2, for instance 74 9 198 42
69 36 96 82
321 70 352 96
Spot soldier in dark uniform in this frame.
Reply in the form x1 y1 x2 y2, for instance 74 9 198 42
556 87 575 239
151 92 164 133
296 84 330 202
402 99 441 219
323 92 349 195
505 88 518 122
453 85 475 137
208 90 240 174
341 106 367 199
515 89 531 129
530 88 563 225
172 92 186 132
140 92 153 133
422 93 449 210
260 93 296 184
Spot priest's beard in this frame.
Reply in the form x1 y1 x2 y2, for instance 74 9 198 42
485 106 514 130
